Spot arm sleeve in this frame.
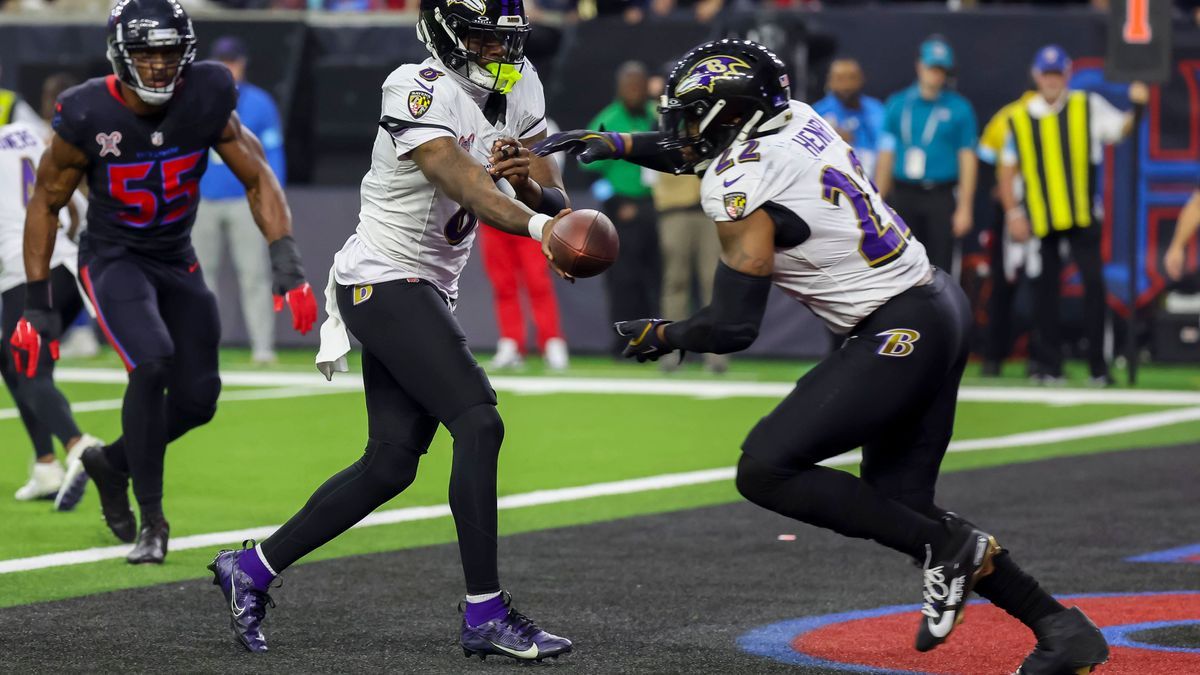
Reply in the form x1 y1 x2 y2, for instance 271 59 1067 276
662 260 772 354
379 80 458 159
1089 92 1128 145
620 132 689 174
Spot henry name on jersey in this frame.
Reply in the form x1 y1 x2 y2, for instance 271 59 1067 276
335 58 546 300
699 101 931 334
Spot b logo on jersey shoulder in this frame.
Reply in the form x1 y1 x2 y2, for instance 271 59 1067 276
876 329 920 358
675 56 752 96
724 192 747 220
96 132 122 158
353 285 373 305
408 91 433 118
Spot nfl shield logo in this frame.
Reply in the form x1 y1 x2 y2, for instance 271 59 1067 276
151 132 164 147
724 192 747 220
408 91 433 119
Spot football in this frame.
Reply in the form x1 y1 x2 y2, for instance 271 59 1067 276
546 209 619 278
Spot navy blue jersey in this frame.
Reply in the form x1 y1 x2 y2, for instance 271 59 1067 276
53 61 237 259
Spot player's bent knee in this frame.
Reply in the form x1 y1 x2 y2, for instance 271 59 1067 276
447 404 505 453
736 453 790 507
129 358 172 388
362 438 420 493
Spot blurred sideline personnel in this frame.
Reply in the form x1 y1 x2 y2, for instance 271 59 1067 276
537 39 1109 673
0 122 104 505
813 58 885 178
877 37 977 275
208 0 573 659
584 61 661 355
999 45 1147 386
480 222 570 371
652 171 727 373
977 90 1037 376
1164 184 1200 282
194 36 287 366
23 0 318 564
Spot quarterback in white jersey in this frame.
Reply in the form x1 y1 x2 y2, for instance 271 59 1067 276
227 0 574 661
0 122 102 507
536 40 1109 674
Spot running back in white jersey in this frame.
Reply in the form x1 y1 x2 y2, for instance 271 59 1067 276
335 58 547 299
700 101 932 334
0 123 79 293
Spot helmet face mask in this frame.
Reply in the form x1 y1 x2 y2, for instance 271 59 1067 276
418 0 530 94
107 0 197 106
657 39 793 174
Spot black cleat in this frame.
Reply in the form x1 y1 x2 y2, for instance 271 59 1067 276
1015 607 1109 674
126 518 169 564
915 521 1002 652
80 446 137 543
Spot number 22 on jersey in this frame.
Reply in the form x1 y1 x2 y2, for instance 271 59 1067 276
821 150 911 268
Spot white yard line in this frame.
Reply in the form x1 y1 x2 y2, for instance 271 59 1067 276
47 367 1200 405
2 406 1197 575
0 387 344 421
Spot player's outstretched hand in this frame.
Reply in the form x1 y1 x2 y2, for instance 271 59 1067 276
268 235 318 335
531 130 624 164
489 138 533 188
274 282 318 336
614 318 674 363
540 209 576 283
11 311 61 378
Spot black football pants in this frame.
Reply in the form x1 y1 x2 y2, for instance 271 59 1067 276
261 279 504 595
735 269 971 560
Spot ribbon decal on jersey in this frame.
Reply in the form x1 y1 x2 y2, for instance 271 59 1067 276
724 192 747 220
408 91 433 119
96 132 122 158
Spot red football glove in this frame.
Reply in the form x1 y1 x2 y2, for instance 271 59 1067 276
10 316 60 378
274 282 317 335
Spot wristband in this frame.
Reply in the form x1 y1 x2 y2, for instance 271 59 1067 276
528 214 552 242
25 279 52 310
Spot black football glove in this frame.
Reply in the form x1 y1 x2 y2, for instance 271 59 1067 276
531 130 625 164
614 318 675 363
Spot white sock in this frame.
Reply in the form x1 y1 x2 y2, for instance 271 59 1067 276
465 591 502 604
254 543 279 577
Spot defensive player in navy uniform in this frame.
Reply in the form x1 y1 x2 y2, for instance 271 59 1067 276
536 40 1109 675
20 0 318 564
207 0 572 660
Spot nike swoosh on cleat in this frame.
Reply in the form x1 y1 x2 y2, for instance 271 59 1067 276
927 609 956 638
723 175 743 187
491 642 538 659
230 575 246 617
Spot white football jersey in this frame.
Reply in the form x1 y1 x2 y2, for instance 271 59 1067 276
334 58 547 299
700 101 932 334
0 123 79 293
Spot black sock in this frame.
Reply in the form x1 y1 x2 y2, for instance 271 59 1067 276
974 551 1066 627
736 454 949 559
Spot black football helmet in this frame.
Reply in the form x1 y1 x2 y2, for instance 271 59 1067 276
659 39 792 174
106 0 197 106
416 0 530 94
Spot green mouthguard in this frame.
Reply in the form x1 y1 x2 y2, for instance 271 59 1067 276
485 62 524 94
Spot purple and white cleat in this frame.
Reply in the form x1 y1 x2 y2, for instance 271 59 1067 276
208 541 275 653
460 592 572 662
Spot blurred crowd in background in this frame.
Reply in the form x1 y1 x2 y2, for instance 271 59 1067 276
3 0 1200 25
